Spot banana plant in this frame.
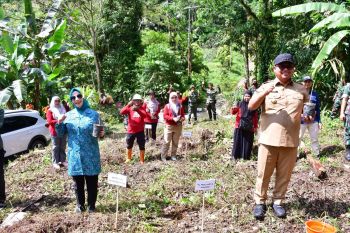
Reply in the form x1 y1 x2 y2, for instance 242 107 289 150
0 0 92 109
272 2 350 75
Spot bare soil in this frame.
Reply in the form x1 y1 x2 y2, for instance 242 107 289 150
1 119 349 233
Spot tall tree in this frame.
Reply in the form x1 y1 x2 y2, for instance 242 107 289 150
100 0 142 101
64 0 105 94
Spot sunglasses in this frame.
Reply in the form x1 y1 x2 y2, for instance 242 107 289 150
276 63 295 70
70 94 83 101
171 96 178 99
54 99 60 102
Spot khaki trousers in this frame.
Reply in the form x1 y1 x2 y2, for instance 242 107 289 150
161 124 182 157
254 144 297 205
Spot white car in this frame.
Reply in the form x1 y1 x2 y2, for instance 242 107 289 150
1 110 51 157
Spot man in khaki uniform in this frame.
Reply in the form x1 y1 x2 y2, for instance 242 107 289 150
248 53 309 220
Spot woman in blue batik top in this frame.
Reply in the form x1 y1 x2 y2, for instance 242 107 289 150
56 88 104 213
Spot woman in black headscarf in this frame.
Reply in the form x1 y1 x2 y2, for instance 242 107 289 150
231 90 258 160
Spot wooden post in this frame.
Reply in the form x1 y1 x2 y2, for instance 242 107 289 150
115 188 119 229
201 193 205 233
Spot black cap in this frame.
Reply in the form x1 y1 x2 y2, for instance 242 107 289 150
273 53 295 65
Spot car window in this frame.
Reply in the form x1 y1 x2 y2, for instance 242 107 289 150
0 116 38 134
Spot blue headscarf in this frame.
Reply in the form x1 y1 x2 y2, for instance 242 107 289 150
69 88 90 113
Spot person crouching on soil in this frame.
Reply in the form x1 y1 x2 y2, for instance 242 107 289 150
161 92 185 162
231 90 258 160
56 88 104 213
143 90 161 143
120 94 147 164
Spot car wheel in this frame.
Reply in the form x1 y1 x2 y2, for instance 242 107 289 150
29 139 46 150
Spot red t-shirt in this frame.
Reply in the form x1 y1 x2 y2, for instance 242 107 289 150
163 103 185 125
178 96 188 105
143 100 161 124
46 109 58 136
120 105 147 133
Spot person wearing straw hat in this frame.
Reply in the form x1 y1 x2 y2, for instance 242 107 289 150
56 88 104 213
248 53 309 220
120 94 147 164
299 76 321 158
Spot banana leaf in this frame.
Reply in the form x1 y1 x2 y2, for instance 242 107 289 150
327 17 350 30
12 80 26 103
272 3 349 17
311 30 350 72
38 0 63 38
310 13 350 32
47 20 67 56
0 86 13 105
1 31 14 55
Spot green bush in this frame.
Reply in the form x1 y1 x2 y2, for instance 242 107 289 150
136 43 183 103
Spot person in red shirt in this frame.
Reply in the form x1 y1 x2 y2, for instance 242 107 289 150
161 92 185 161
143 90 161 143
120 94 147 164
177 91 188 105
46 96 67 170
231 90 258 160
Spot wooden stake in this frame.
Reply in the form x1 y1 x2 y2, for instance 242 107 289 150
115 188 119 230
201 193 205 233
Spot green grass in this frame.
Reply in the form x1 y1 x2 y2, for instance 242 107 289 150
203 48 245 97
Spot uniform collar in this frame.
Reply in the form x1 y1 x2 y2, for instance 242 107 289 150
273 78 294 87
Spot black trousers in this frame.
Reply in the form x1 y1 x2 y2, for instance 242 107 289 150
206 102 217 120
0 148 5 203
126 131 145 150
72 175 98 210
145 123 157 141
188 105 198 122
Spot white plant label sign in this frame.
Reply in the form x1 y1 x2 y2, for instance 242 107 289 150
108 173 127 188
195 179 216 191
183 131 192 138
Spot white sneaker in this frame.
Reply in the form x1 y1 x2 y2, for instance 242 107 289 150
53 163 61 170
171 156 177 161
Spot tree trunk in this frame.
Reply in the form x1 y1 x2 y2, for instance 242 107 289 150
187 7 192 78
93 51 102 95
33 75 40 110
244 34 250 85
